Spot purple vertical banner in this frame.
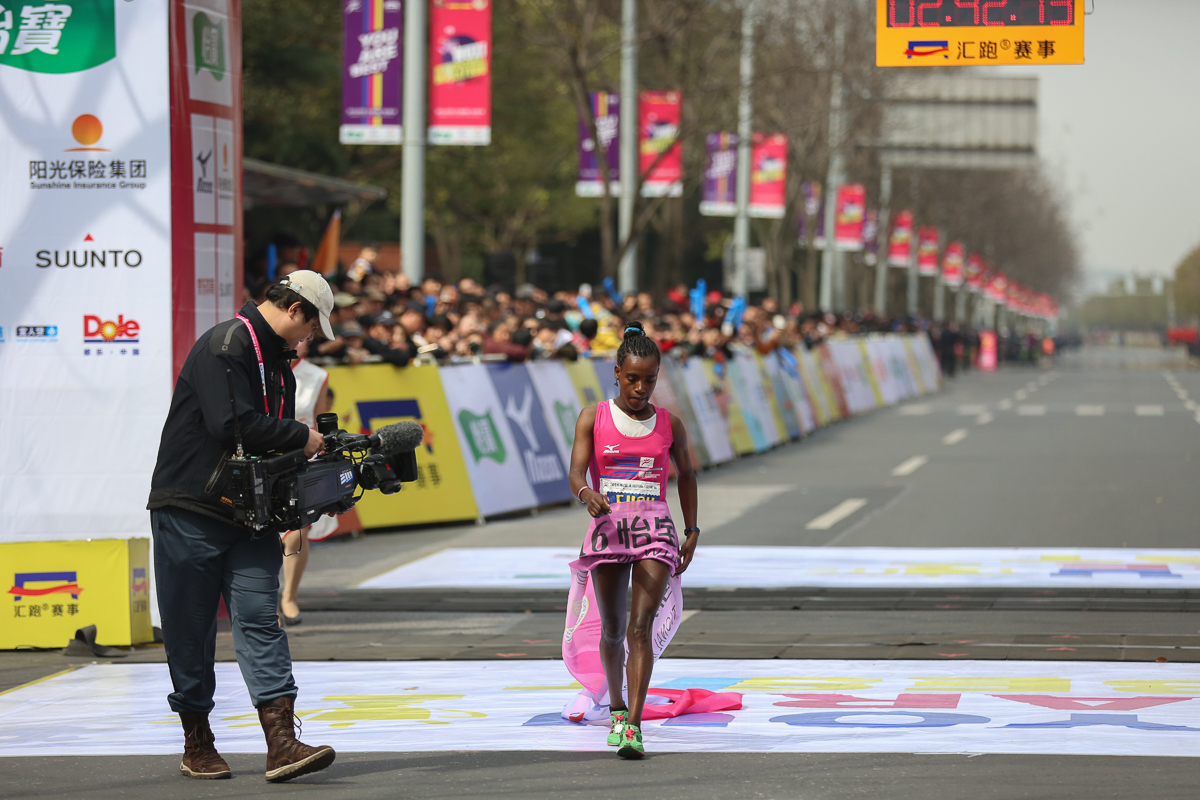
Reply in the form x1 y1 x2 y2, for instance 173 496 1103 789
797 182 825 249
340 0 403 145
576 92 620 197
863 209 880 266
699 132 737 217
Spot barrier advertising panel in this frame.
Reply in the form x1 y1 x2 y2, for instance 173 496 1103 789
340 0 402 145
704 360 755 455
428 0 491 145
775 348 817 435
440 363 537 517
526 360 582 470
325 364 479 527
0 0 173 547
590 357 619 402
485 363 572 505
680 358 736 465
652 356 706 468
566 358 605 407
759 352 802 440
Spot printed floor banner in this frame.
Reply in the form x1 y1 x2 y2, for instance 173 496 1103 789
325 364 479 527
525 360 582 470
8 660 1200 756
440 363 538 517
0 0 172 545
680 358 735 465
361 546 1200 590
485 363 572 506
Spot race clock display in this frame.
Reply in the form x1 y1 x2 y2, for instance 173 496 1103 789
876 0 1084 66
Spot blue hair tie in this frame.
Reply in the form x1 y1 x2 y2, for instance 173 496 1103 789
624 326 641 335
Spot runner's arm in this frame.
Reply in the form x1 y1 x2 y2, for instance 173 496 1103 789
669 413 698 576
569 406 609 517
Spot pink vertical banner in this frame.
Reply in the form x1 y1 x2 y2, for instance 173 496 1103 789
887 210 913 266
965 253 983 291
916 226 940 276
834 183 866 251
749 133 787 219
428 0 492 145
639 90 682 197
941 242 964 287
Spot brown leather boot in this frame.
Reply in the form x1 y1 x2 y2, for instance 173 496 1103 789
179 713 232 779
257 696 336 783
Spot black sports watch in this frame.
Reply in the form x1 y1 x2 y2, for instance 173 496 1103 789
683 526 700 537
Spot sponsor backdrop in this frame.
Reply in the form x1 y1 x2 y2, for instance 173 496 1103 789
0 0 173 567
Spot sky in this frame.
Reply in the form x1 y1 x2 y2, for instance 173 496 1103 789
1003 0 1200 294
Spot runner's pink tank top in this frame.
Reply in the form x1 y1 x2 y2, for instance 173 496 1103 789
589 400 673 502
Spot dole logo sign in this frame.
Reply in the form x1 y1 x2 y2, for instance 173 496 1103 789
84 314 139 343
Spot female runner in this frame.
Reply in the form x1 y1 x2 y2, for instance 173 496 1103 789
567 322 699 759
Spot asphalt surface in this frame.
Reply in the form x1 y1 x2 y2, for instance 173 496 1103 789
4 345 1199 798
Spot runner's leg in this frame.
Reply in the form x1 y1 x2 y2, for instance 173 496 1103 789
591 562 632 710
625 558 672 727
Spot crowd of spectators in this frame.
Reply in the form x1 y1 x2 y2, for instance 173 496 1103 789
248 246 981 371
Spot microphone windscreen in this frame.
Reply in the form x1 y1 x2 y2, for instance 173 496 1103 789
375 420 424 453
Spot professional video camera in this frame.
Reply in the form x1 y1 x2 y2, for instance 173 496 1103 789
221 371 423 536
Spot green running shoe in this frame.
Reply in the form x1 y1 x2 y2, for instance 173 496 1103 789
617 724 644 759
606 709 629 747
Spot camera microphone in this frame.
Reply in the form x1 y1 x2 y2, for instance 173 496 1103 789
371 420 425 454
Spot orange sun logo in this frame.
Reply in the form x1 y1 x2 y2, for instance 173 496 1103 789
67 115 110 152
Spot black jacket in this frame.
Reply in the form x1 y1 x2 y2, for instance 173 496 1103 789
147 302 309 526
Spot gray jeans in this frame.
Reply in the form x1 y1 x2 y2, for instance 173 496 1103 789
151 506 296 714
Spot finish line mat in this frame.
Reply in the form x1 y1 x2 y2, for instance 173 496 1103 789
358 546 1200 590
5 660 1200 757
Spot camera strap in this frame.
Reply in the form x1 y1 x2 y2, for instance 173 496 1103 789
235 314 284 419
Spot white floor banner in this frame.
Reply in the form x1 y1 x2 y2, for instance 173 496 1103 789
360 546 1200 590
438 363 537 517
5 660 1200 757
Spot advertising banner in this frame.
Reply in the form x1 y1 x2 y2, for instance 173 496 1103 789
654 357 707 468
887 210 914 266
566 358 605 407
773 348 817 435
0 0 173 547
703 360 755 456
576 92 619 197
987 271 1008 303
749 133 786 219
942 241 965 287
591 357 619 402
340 0 402 145
172 0 243 375
485 363 571 506
916 226 940 276
525 360 582 470
797 181 825 248
699 132 737 217
441 363 538 517
325 364 479 526
428 0 491 145
833 183 866 251
679 358 735 465
863 209 880 266
758 352 801 441
638 90 682 197
979 330 998 372
965 252 984 292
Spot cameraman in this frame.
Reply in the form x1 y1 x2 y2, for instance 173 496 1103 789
147 271 336 783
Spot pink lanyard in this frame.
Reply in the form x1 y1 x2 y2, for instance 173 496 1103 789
235 314 284 419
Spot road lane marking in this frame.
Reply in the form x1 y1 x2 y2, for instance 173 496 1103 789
942 429 968 445
892 455 929 477
1136 405 1165 417
997 399 1014 410
1014 390 1028 400
805 499 868 530
1026 382 1038 391
1076 405 1105 416
1186 400 1198 411
957 404 987 415
900 404 931 416
976 412 994 425
1017 405 1046 416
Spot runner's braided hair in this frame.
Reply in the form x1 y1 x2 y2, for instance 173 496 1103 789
616 320 660 366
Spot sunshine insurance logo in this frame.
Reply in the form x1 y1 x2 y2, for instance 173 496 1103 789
83 312 140 357
29 114 148 191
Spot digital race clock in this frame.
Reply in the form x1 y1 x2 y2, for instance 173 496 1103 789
876 0 1084 66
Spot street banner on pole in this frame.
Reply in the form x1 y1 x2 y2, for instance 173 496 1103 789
941 241 964 287
428 0 491 145
340 0 403 145
700 132 737 216
986 271 1008 303
797 181 825 248
863 209 880 266
887 210 914 266
576 92 619 197
749 133 787 219
965 252 983 292
638 91 682 197
0 1 172 549
916 226 940 276
833 183 866 251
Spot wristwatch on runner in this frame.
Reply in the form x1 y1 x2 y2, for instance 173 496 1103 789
684 526 700 537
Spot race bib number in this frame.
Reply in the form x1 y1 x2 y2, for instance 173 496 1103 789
599 477 660 503
584 499 679 565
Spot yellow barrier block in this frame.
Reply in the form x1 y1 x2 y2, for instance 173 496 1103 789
1 538 152 649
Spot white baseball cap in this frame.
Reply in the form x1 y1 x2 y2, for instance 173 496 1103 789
279 270 335 339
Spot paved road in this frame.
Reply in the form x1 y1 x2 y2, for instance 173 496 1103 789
4 346 1199 798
